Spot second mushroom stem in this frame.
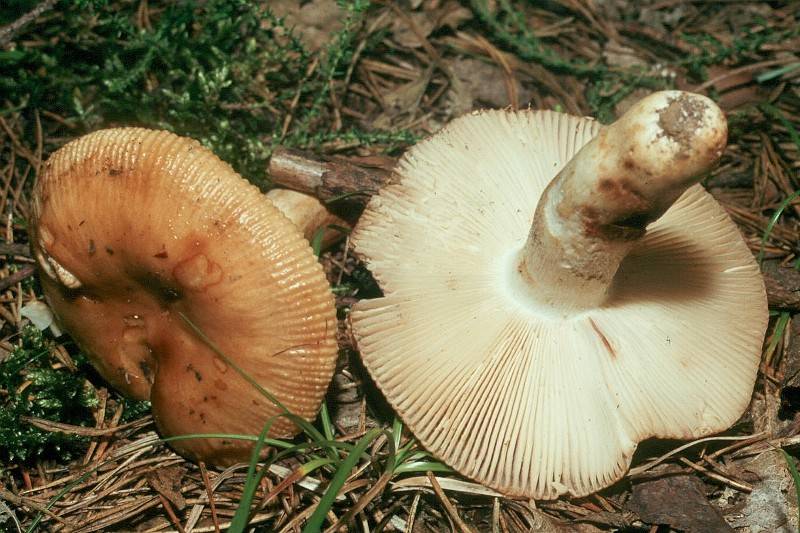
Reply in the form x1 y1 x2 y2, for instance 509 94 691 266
266 188 349 250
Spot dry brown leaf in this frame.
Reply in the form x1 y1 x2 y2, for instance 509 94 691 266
727 450 799 532
627 475 733 532
435 1 472 31
391 11 437 49
271 0 344 52
603 40 646 69
449 57 534 109
147 465 188 510
390 0 471 48
371 68 433 129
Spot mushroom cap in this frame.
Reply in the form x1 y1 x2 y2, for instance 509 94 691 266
31 128 337 465
350 109 767 498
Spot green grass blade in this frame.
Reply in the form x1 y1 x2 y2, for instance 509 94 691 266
757 189 800 264
160 433 360 462
163 432 285 447
780 449 800 528
397 450 432 463
319 401 335 442
764 311 791 367
390 418 411 464
229 421 274 533
311 224 351 256
155 433 347 455
756 62 800 83
393 461 453 475
324 427 400 531
26 469 97 532
227 437 336 532
391 417 403 454
302 427 385 532
310 227 326 257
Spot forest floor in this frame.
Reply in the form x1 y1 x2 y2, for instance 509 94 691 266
1 1 799 531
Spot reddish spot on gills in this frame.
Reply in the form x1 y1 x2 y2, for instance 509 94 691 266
588 318 616 359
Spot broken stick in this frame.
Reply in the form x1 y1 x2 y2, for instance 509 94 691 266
267 147 396 206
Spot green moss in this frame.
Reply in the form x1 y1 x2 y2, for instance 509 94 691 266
679 21 798 79
0 327 96 463
1 0 409 186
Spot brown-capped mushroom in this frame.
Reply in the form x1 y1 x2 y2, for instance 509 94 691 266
30 128 338 466
350 91 768 498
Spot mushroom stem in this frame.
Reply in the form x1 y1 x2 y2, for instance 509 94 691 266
519 91 728 310
266 188 350 249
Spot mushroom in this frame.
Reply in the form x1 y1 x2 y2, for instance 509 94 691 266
30 127 338 466
350 91 768 499
265 188 349 250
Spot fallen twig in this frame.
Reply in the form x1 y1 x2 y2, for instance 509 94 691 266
268 147 395 205
0 0 58 47
0 265 35 292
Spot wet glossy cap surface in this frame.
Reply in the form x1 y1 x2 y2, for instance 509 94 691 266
31 128 338 465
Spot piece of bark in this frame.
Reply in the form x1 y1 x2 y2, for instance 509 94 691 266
781 318 800 392
627 475 733 532
268 147 396 206
761 260 800 311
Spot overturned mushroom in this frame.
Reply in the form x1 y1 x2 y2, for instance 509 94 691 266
30 128 338 466
351 91 768 498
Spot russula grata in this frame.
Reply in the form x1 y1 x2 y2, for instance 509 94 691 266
30 128 338 466
350 91 768 498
